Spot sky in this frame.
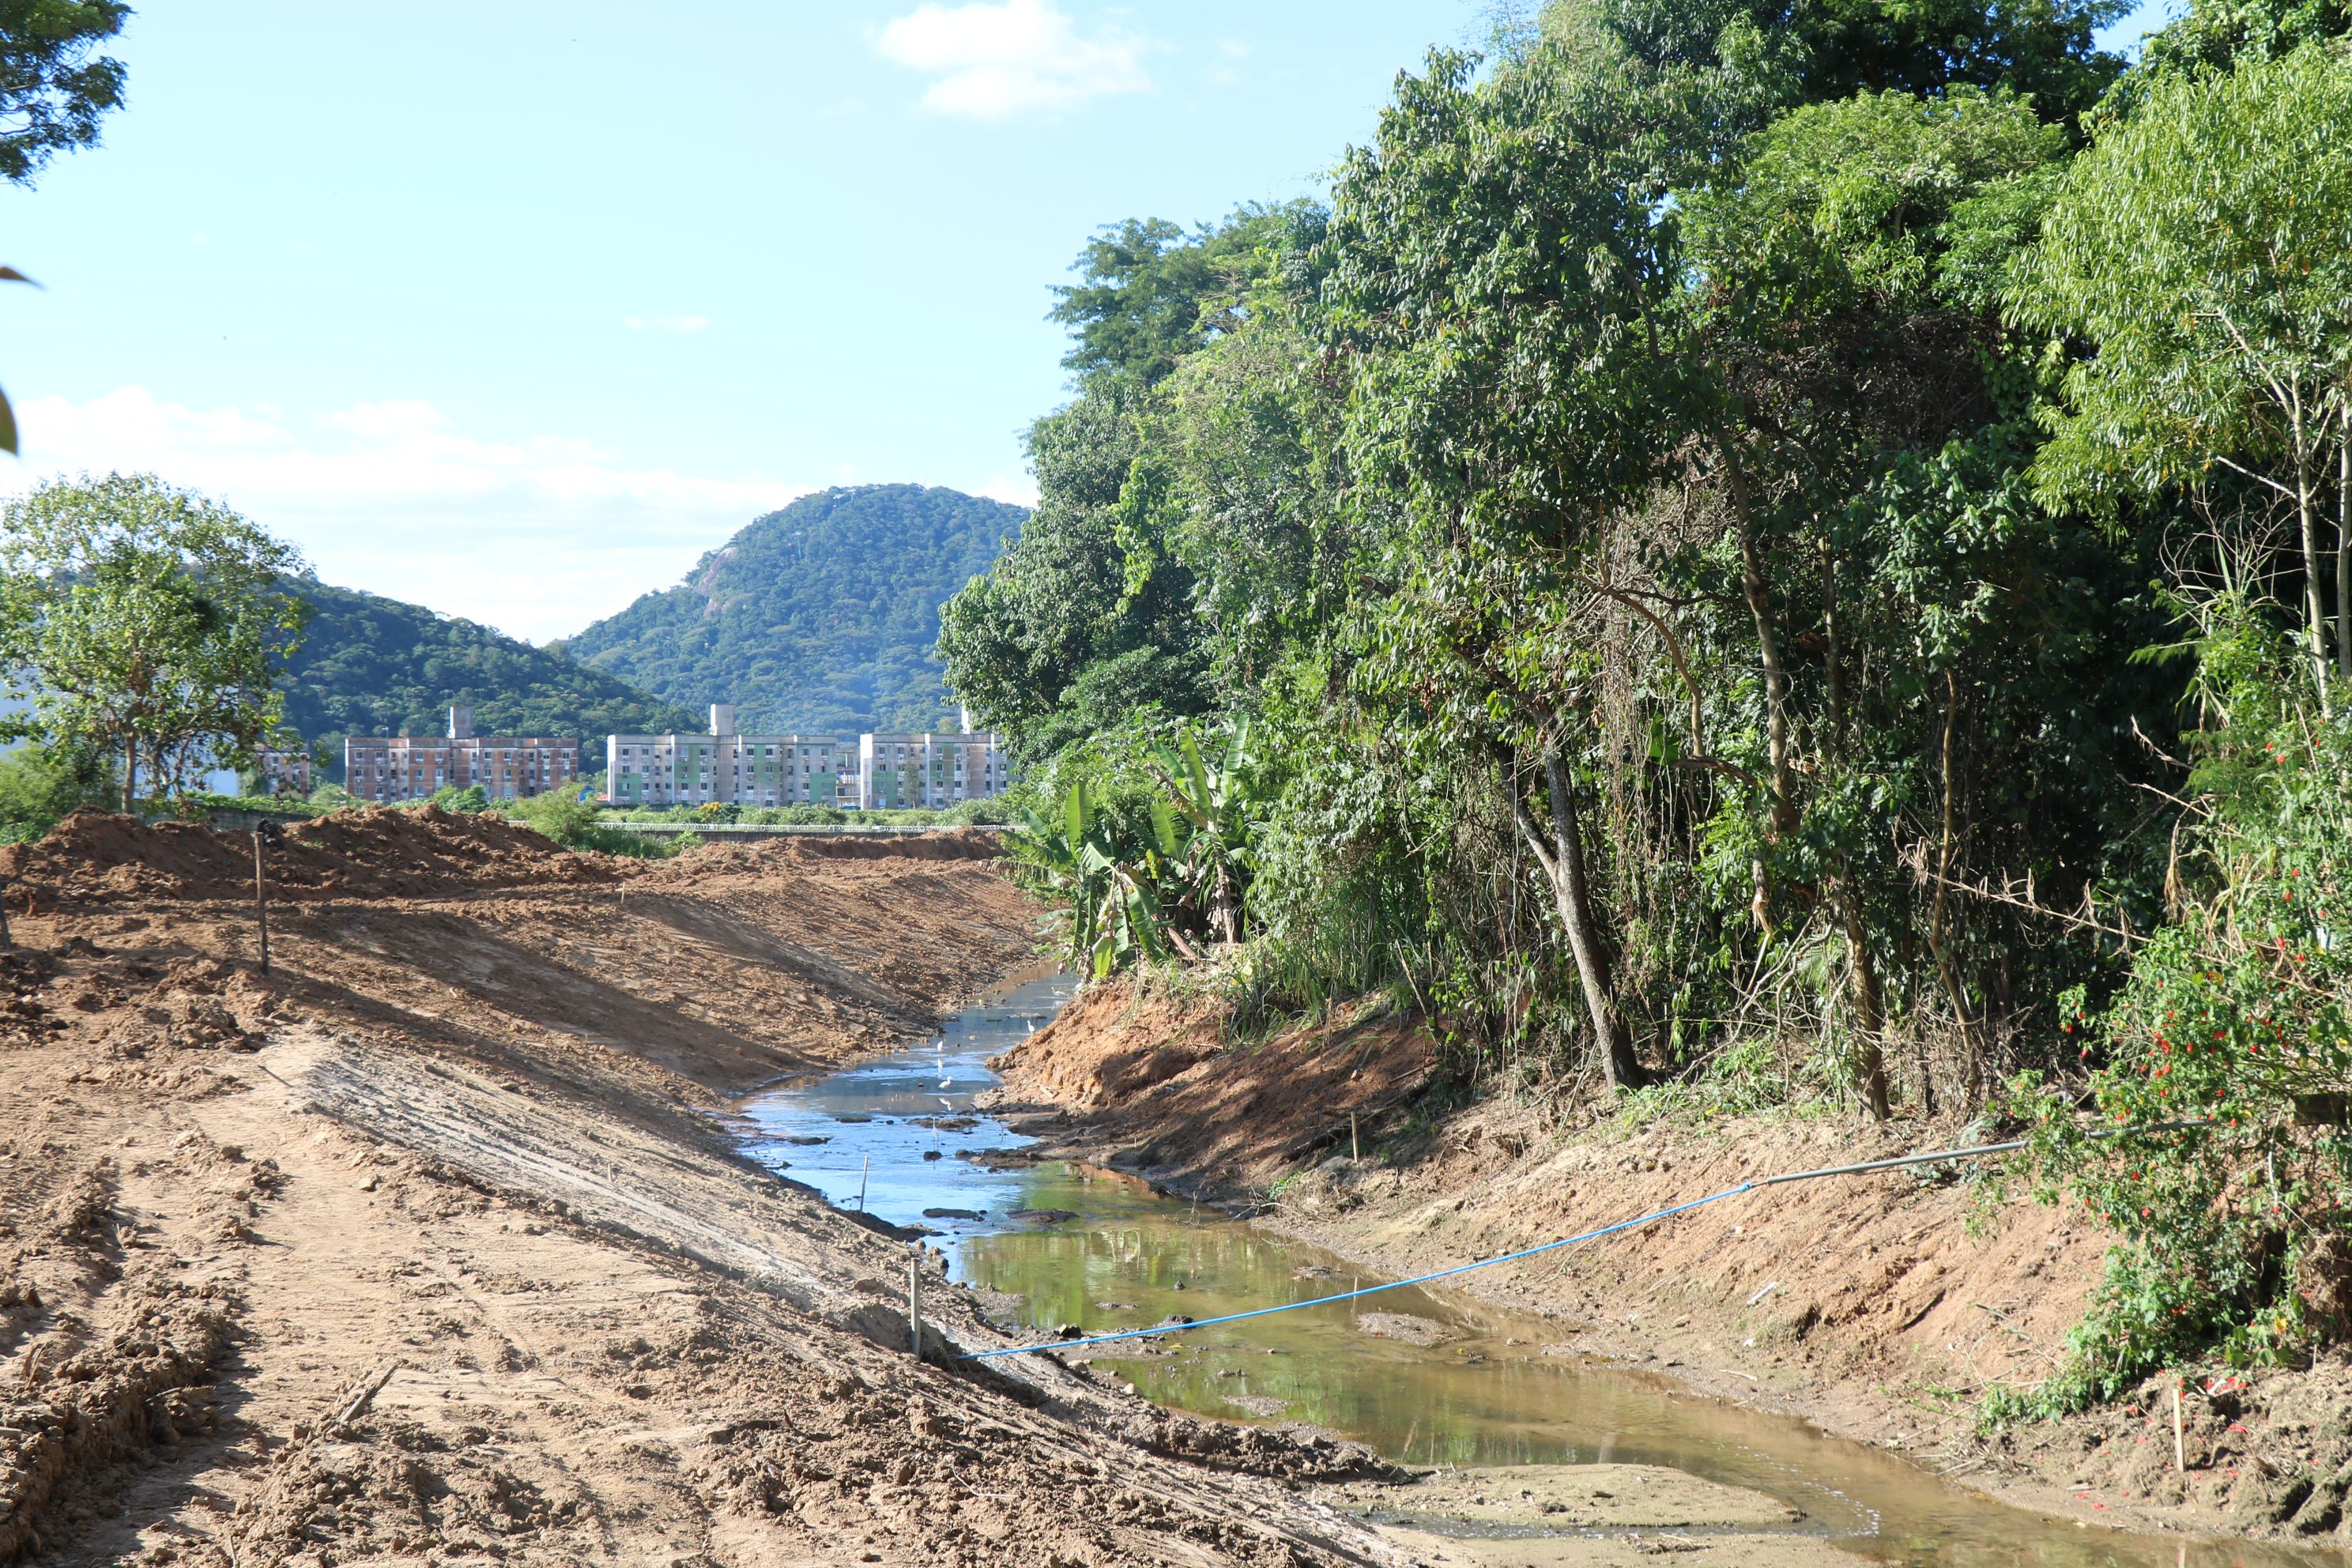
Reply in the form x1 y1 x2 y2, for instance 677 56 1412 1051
0 1 1502 644
0 0 2177 646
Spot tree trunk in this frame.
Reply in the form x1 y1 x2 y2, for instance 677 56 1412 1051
122 733 137 815
1838 887 1893 1120
1514 748 1643 1090
1928 669 1981 1105
2337 427 2350 681
2296 431 2331 713
1734 503 1798 835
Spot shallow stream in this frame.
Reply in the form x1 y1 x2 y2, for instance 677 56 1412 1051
734 971 2340 1568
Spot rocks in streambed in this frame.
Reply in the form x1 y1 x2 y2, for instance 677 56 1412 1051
1339 1464 1826 1566
922 1207 986 1221
1355 1311 1454 1346
1006 1208 1080 1223
1375 1528 1847 1567
782 1135 831 1146
956 1146 1043 1168
1341 1463 1803 1533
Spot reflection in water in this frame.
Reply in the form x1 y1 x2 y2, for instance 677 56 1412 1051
734 974 2345 1568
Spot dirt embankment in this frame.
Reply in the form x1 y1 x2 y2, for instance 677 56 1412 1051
986 977 2352 1551
0 809 1411 1567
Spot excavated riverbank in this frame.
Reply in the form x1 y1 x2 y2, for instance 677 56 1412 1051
983 975 2352 1555
0 809 1414 1566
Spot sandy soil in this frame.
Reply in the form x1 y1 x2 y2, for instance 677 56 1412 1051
985 978 2352 1553
0 808 1453 1567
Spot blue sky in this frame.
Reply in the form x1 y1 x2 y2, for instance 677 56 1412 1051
0 0 2175 644
0 1 1500 642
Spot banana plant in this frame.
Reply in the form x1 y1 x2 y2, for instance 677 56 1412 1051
1147 714 1256 947
1015 777 1173 978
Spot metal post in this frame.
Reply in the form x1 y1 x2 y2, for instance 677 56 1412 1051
251 829 272 976
858 1154 871 1212
907 1254 923 1360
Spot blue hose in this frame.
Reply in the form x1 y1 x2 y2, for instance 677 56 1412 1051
961 1182 1756 1361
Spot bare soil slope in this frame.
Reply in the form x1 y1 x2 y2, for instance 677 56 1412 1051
987 978 2352 1551
0 812 1408 1567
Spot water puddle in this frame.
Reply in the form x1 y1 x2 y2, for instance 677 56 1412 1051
734 972 2344 1568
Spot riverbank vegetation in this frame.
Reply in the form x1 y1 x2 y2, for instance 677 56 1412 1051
948 0 2352 1410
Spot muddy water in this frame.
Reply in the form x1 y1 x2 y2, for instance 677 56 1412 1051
736 974 2340 1568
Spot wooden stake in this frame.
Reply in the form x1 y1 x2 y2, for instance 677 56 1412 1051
1351 1111 1360 1162
251 830 272 976
907 1254 924 1360
2171 1378 2185 1472
858 1154 871 1212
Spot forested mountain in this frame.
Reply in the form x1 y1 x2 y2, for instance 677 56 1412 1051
948 0 2352 1406
281 579 699 760
555 484 1026 737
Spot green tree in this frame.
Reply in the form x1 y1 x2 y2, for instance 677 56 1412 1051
1322 41 1733 1090
2011 43 2352 707
0 0 134 452
0 474 307 810
0 0 130 185
0 735 112 842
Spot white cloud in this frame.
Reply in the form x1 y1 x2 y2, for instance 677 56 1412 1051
973 471 1038 508
5 386 806 643
876 0 1152 119
623 314 711 334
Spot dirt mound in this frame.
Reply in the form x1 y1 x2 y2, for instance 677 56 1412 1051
0 807 616 906
989 981 1233 1110
775 828 1004 863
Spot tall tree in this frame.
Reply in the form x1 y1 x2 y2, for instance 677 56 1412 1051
0 473 307 810
1321 43 1728 1089
2011 43 2352 707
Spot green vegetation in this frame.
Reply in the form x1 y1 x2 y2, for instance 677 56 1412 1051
281 577 699 763
556 484 1026 737
0 1 126 187
0 475 308 810
510 787 673 858
948 0 2352 1404
0 739 115 843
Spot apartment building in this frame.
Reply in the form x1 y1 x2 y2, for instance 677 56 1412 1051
603 705 1012 810
344 707 581 805
855 731 1012 810
254 749 314 797
605 706 853 808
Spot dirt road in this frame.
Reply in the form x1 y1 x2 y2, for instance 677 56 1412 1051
0 809 1408 1566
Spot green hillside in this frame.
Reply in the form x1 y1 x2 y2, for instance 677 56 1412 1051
280 578 700 766
552 484 1026 737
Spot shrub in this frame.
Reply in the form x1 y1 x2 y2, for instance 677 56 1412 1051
2006 722 2352 1415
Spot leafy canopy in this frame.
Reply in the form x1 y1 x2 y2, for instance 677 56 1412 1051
2011 42 2352 514
0 0 129 186
0 473 307 808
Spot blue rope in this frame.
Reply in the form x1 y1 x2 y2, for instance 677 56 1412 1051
960 1182 1755 1362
